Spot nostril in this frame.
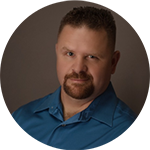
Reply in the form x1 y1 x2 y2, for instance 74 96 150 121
72 65 88 74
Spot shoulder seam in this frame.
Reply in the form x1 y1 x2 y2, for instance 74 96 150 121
116 104 135 120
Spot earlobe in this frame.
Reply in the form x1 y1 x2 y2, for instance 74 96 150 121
111 51 120 74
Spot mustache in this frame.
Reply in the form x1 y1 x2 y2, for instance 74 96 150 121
64 71 93 81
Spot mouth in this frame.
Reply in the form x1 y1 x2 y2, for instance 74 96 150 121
69 78 89 83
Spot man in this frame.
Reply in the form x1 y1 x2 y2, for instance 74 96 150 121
12 6 136 149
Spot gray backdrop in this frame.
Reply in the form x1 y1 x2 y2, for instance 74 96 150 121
1 1 149 115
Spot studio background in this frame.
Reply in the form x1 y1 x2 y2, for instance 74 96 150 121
1 1 149 115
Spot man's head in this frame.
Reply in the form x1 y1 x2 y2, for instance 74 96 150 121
56 6 120 100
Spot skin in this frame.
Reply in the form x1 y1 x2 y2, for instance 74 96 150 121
56 25 120 120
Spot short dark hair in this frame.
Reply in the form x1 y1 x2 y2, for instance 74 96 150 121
58 6 116 51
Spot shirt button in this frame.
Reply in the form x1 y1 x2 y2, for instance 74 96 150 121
62 124 66 127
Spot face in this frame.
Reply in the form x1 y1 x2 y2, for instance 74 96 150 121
56 25 120 100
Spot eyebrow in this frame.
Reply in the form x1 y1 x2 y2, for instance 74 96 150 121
62 47 74 52
85 51 104 59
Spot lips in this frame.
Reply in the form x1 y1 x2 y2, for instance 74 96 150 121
68 78 90 85
70 78 89 81
64 71 93 84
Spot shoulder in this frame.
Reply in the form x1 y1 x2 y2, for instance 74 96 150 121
12 94 52 120
12 87 61 124
114 98 137 126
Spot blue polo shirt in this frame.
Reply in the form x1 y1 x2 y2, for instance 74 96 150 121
12 83 136 149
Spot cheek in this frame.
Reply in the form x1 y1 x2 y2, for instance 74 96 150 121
56 60 70 85
91 70 103 84
91 63 112 84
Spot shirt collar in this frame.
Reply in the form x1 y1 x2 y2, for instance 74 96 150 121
83 82 118 127
34 86 61 113
34 82 118 127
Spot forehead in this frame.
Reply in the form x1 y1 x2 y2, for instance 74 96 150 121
57 25 109 53
58 25 107 40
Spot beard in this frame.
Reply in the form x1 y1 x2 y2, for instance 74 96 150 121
63 71 94 99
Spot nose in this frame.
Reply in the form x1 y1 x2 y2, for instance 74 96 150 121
72 57 88 74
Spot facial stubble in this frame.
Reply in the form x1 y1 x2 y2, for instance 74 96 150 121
63 71 94 99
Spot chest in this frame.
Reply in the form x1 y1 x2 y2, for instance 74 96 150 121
21 111 114 149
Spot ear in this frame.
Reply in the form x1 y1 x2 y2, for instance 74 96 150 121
111 51 120 74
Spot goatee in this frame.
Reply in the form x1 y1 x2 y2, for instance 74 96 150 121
63 71 94 99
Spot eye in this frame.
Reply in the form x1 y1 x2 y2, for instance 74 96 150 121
67 52 74 56
88 55 97 59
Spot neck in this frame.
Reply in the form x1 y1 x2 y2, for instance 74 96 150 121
61 88 94 121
